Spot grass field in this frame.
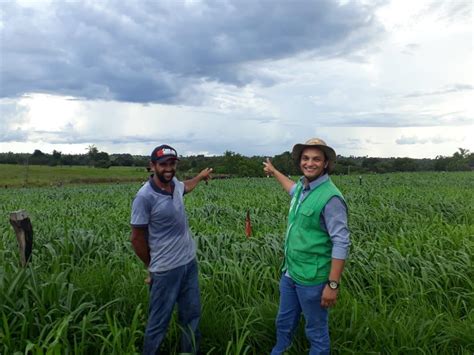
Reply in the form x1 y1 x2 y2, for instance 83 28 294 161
0 164 147 187
0 172 473 354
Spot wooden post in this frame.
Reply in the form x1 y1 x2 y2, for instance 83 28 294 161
9 210 34 267
245 210 252 238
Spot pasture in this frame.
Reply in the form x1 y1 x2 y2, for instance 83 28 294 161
0 172 473 354
0 164 146 187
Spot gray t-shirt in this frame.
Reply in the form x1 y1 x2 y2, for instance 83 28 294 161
130 176 196 272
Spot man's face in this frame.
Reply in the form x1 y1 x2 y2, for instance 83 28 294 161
299 147 327 182
152 159 177 183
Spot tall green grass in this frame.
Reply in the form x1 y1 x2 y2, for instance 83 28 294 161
0 172 473 354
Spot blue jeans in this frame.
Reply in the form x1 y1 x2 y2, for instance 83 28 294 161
143 259 201 355
271 275 329 355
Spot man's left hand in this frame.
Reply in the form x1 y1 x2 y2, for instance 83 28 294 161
199 168 213 182
320 285 338 308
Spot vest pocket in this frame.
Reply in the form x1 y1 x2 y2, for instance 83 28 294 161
298 207 317 229
300 207 314 217
289 251 319 282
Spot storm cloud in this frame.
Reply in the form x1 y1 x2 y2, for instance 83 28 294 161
1 0 384 103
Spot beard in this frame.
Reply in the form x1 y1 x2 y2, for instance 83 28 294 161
156 170 175 183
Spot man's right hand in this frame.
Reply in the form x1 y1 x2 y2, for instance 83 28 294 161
262 158 295 193
263 158 276 176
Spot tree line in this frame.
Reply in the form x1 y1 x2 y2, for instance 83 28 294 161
0 146 472 177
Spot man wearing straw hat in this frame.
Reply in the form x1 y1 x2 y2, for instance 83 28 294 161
263 138 350 355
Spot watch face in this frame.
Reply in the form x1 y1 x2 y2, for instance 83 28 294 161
329 280 338 289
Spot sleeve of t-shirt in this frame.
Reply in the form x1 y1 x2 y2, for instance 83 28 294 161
130 194 151 227
176 179 185 196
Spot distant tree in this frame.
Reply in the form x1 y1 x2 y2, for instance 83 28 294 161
468 153 474 170
32 149 44 157
133 155 149 167
417 158 435 171
1 147 472 174
446 148 471 171
30 149 49 165
0 152 22 164
93 151 111 168
455 148 469 158
50 150 62 166
272 151 296 176
86 145 99 166
223 151 241 175
60 154 75 166
392 157 417 172
362 157 381 171
435 148 471 171
87 145 98 156
177 158 191 172
84 145 111 168
112 153 134 166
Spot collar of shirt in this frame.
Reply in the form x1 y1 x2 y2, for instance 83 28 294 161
299 173 329 201
149 175 175 196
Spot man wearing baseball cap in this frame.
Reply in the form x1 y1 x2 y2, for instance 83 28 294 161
130 144 212 354
263 138 350 354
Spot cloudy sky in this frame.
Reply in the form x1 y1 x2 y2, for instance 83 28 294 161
0 0 472 158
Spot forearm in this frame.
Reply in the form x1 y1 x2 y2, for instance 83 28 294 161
183 175 202 193
328 258 345 281
321 258 345 308
272 169 295 193
184 168 212 193
130 231 150 267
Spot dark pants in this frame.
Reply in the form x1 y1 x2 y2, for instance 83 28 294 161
143 259 201 355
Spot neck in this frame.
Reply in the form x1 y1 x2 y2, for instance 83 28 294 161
153 175 172 191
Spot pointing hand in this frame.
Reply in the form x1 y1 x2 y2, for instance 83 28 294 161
263 158 275 176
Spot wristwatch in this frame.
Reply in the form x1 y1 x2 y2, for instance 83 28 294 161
327 280 339 290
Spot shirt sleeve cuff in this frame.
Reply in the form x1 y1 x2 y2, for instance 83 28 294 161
289 184 296 196
331 246 348 260
130 224 148 228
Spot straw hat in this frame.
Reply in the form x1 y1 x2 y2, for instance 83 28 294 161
291 138 337 173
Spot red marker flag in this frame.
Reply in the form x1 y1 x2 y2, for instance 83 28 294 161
245 210 252 238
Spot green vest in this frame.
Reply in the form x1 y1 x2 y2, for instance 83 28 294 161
283 178 344 285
